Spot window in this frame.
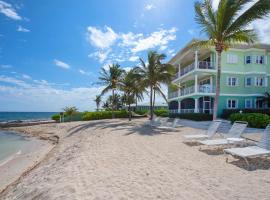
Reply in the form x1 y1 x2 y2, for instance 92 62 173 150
227 99 238 109
227 77 238 86
255 55 265 64
245 55 252 64
256 99 264 109
245 99 253 108
255 77 267 87
227 54 238 64
245 77 252 87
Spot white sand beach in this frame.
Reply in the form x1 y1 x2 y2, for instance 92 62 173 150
1 118 270 200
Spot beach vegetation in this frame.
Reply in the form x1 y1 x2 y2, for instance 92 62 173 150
82 110 128 121
99 63 125 118
229 113 270 128
134 51 175 120
94 95 102 111
63 106 79 122
192 0 270 120
154 109 169 117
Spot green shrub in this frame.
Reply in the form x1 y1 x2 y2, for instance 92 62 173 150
51 114 60 121
229 113 270 128
154 109 169 117
82 110 128 121
134 109 148 115
221 109 270 119
170 113 213 121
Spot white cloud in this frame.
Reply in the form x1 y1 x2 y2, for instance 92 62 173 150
145 4 154 11
129 56 139 62
17 25 30 32
250 17 270 43
0 0 22 20
86 26 118 49
79 69 93 76
86 27 177 64
22 74 31 80
88 49 111 63
131 28 177 53
123 67 132 72
54 59 70 69
0 75 104 111
0 64 12 69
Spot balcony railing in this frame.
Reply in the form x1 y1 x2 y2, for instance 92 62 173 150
168 91 178 99
173 61 215 80
169 109 213 114
180 86 195 96
198 85 215 93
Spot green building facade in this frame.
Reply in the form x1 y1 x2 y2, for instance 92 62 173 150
168 40 270 117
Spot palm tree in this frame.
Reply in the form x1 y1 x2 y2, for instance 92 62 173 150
135 51 175 120
120 69 140 121
94 95 102 111
63 106 78 122
192 0 270 120
99 63 124 118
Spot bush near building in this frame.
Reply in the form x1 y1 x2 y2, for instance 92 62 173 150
229 113 270 128
221 109 270 119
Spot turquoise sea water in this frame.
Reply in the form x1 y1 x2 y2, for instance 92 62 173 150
0 131 29 163
0 112 57 122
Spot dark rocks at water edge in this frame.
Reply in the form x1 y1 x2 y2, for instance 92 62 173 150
0 120 56 128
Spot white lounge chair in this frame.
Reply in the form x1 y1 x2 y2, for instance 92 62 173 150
224 124 270 168
157 118 183 130
150 117 161 127
183 120 222 141
198 121 248 146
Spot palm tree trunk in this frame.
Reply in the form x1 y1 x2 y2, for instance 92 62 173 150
153 89 156 113
128 103 131 121
150 86 153 120
135 97 138 110
112 89 115 119
213 51 222 120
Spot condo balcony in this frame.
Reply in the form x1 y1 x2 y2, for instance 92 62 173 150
173 61 216 81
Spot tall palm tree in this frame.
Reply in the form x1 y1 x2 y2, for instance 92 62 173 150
192 0 270 120
94 95 101 111
99 63 124 118
135 51 175 120
120 70 138 121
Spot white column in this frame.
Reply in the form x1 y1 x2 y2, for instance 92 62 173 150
195 50 198 69
178 101 181 113
195 74 198 93
210 76 213 92
194 98 199 113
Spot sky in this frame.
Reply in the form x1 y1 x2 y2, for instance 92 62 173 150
0 0 269 112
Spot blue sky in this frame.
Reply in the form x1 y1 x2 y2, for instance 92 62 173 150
0 0 269 111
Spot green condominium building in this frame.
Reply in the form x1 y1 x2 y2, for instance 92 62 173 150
168 40 270 117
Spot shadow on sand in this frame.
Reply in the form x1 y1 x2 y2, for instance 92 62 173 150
65 119 182 138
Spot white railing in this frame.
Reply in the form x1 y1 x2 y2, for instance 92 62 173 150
198 61 215 69
180 63 195 76
169 109 179 114
180 86 195 96
168 91 178 99
198 85 216 93
172 61 216 81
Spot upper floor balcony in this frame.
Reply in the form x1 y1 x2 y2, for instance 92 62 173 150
173 61 216 81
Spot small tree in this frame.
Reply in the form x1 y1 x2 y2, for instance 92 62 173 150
63 106 78 122
94 95 102 111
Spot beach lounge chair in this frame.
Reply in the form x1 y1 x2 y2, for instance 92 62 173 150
224 124 270 168
150 117 161 127
183 120 222 141
198 121 248 146
157 118 183 129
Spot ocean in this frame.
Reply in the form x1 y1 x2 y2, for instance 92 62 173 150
0 131 29 164
0 112 58 122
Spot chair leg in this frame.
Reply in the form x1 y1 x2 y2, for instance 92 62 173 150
243 157 251 170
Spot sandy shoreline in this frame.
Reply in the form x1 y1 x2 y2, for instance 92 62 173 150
0 119 270 199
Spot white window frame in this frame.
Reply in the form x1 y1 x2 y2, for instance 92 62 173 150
245 55 252 64
227 99 238 109
245 99 253 109
227 54 238 64
227 77 238 86
255 77 267 87
255 55 265 64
